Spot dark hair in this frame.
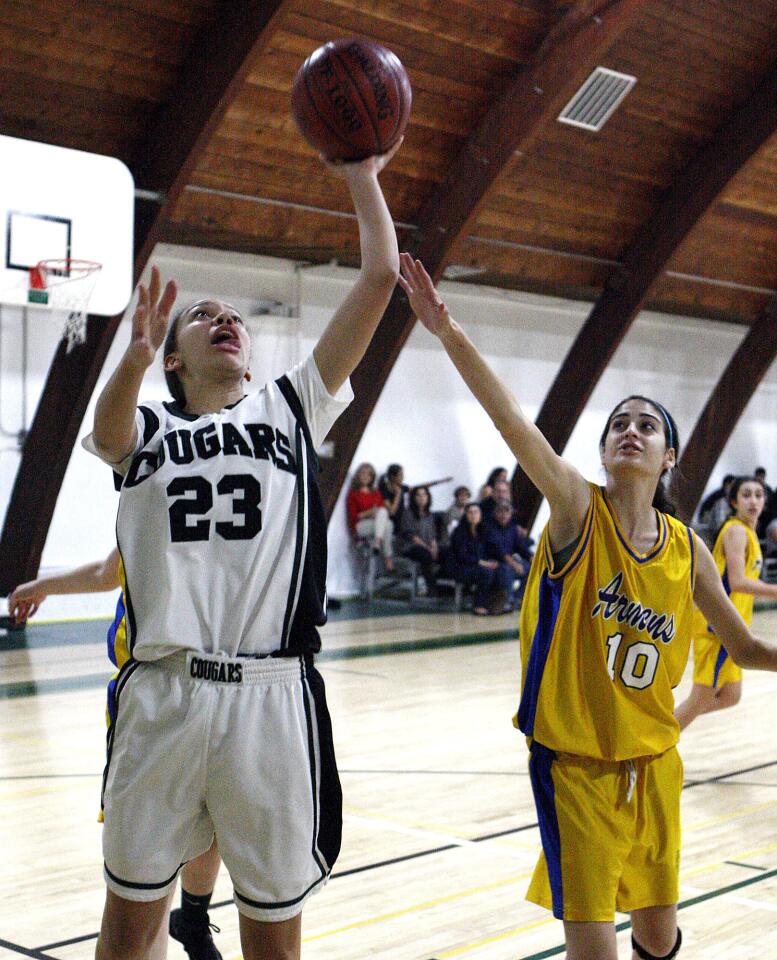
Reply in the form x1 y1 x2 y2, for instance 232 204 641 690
599 395 681 516
709 475 767 543
409 484 432 517
387 463 403 480
722 474 736 487
727 475 765 509
485 467 507 487
351 462 376 490
463 501 483 535
454 485 471 498
163 307 187 408
755 467 767 476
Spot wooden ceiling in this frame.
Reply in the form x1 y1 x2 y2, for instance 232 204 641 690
4 0 776 320
3 0 777 587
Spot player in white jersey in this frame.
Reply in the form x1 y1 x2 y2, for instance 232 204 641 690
84 143 402 960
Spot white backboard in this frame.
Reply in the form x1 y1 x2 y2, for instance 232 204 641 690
0 135 134 316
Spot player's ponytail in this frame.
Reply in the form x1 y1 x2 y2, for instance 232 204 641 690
163 308 187 408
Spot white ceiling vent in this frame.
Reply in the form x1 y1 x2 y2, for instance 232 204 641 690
558 67 636 132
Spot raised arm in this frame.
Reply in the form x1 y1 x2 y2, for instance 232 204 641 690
694 534 777 670
91 267 177 462
8 546 121 624
313 144 402 395
397 254 590 548
721 525 777 600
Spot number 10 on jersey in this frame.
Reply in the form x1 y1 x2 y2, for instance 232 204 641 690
605 632 659 690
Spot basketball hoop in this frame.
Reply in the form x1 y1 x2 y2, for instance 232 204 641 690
28 258 102 351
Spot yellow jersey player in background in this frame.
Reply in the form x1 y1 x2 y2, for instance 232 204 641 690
397 253 777 960
675 476 777 730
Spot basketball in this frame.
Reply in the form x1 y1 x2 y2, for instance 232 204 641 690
291 38 412 162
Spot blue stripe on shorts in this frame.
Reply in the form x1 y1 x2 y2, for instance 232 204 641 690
529 741 564 918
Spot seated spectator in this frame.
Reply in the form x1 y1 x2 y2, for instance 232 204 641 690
755 467 773 501
484 500 534 612
399 485 439 593
698 474 735 531
379 463 408 529
755 467 775 538
478 466 508 501
442 485 471 540
347 462 394 571
448 502 501 616
480 478 512 524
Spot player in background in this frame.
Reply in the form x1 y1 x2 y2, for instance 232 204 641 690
397 253 777 960
675 476 777 730
9 551 224 960
85 143 400 960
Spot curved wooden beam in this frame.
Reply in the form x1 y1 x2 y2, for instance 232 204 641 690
0 1 288 594
677 299 777 523
319 0 647 514
512 63 777 530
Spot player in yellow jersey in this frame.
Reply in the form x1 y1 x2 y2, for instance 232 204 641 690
397 254 777 960
9 552 224 960
675 476 777 729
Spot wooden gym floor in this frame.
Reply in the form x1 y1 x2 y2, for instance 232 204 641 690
2 605 777 959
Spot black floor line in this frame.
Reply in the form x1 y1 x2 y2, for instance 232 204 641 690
725 860 768 872
11 759 777 956
0 938 60 959
521 865 777 960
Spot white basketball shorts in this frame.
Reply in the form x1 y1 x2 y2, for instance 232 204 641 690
101 651 342 921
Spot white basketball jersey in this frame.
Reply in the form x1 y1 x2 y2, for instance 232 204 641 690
85 355 351 660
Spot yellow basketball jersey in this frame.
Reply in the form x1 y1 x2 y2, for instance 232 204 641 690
517 483 696 760
692 517 762 634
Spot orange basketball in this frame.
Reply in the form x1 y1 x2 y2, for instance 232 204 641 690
291 38 412 162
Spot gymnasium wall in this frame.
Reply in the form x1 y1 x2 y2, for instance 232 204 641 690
1 244 775 617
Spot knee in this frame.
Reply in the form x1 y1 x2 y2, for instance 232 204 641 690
717 683 741 707
97 924 158 960
632 928 682 960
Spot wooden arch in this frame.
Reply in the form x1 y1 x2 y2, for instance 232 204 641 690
0 1 289 594
677 299 777 523
512 65 777 530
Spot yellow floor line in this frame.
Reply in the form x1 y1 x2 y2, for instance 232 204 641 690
302 872 529 943
684 798 777 832
434 914 555 957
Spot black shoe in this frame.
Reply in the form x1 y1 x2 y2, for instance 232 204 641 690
169 908 223 960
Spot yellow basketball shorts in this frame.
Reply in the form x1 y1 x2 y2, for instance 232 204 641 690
692 630 742 689
526 742 682 921
102 651 342 922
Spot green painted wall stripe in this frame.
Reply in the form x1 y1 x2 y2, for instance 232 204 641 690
0 628 517 699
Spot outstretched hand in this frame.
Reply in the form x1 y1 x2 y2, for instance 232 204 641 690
8 582 46 624
397 253 451 336
127 266 177 369
320 137 403 180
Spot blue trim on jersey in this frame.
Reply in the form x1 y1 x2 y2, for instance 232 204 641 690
106 594 126 668
687 526 695 591
712 645 729 689
529 742 564 918
611 506 667 563
517 571 564 736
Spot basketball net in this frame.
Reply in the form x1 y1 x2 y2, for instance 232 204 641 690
29 258 102 352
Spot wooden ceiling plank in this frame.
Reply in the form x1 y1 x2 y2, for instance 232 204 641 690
316 0 648 514
0 1 191 66
0 0 290 594
321 0 542 54
677 300 777 522
512 61 777 529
